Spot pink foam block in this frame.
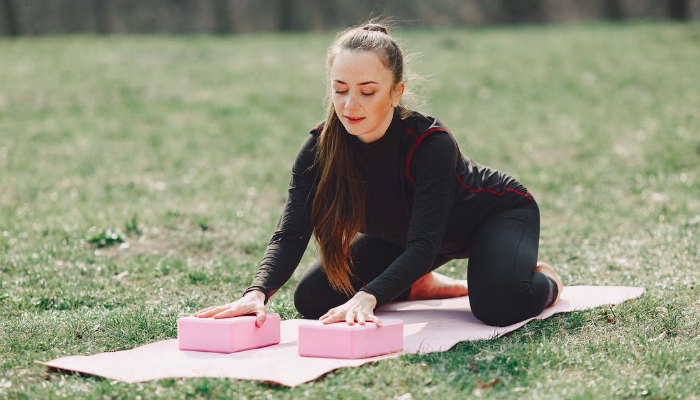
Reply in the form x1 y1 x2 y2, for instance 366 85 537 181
178 314 280 353
298 319 403 359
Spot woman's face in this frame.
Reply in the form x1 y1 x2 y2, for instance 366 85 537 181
330 50 404 143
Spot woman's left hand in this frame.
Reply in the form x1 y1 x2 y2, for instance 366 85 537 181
320 291 382 326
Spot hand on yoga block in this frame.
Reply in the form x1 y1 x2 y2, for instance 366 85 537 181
178 313 280 353
298 319 403 359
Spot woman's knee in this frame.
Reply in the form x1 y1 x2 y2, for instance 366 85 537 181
470 298 508 326
471 290 549 327
294 262 353 319
469 289 530 327
293 277 326 319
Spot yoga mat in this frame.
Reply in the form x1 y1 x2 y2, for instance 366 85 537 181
38 285 643 387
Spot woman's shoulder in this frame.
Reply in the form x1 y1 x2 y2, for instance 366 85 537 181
402 111 455 150
296 120 323 150
403 110 452 138
311 120 326 136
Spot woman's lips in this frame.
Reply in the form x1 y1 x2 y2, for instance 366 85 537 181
344 116 365 125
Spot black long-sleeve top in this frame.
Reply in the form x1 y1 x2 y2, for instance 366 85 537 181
246 110 532 307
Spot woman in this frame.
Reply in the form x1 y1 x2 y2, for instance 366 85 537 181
195 22 563 328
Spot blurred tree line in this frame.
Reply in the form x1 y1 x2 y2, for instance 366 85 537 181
1 0 698 36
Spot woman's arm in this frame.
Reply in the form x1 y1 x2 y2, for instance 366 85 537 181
194 131 319 323
360 132 458 307
318 132 459 324
244 132 318 300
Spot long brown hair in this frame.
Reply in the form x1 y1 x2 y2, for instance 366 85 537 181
311 22 411 295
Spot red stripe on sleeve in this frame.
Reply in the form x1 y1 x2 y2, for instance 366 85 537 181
406 127 532 201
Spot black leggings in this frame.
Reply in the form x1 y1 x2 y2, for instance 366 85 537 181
294 201 555 326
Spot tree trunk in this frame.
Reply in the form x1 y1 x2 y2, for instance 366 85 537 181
602 0 624 20
502 0 546 23
213 0 234 34
668 0 688 20
93 0 111 34
278 0 295 31
3 0 19 36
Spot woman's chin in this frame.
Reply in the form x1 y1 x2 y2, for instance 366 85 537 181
344 127 365 138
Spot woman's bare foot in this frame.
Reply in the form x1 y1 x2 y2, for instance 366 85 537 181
408 271 469 301
534 261 563 305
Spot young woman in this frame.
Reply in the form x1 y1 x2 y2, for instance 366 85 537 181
195 22 563 328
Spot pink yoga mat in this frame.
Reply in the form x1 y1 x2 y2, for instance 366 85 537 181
38 285 643 387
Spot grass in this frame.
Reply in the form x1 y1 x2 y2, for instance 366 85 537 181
1 21 699 399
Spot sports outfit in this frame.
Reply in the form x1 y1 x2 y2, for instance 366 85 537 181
246 109 557 326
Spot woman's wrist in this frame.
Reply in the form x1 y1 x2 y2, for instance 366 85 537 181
243 289 266 303
354 290 377 308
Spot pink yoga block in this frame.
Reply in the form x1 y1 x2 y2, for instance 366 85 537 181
178 314 280 353
298 319 403 359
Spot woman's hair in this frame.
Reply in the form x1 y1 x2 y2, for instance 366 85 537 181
311 22 410 295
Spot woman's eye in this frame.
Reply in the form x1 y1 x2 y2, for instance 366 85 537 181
362 92 375 96
334 90 347 94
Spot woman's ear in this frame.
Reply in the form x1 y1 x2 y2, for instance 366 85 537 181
392 82 405 107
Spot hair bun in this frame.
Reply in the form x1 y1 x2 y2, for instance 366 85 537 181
363 24 388 34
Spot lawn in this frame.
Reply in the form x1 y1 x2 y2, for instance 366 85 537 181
1 21 699 399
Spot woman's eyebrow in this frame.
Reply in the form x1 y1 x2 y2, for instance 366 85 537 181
332 79 379 85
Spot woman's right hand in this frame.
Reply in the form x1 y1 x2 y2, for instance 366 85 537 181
193 290 267 327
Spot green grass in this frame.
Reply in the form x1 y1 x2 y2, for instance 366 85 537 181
1 22 699 399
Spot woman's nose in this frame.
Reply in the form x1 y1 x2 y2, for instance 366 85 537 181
345 93 360 110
